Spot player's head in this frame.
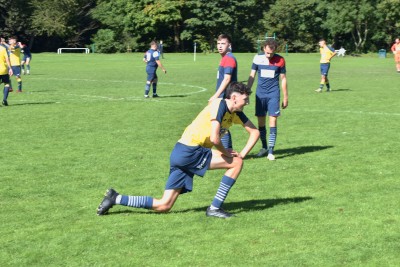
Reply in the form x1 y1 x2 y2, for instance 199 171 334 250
319 39 326 47
395 38 400 44
225 82 251 111
9 36 17 45
217 34 232 55
262 39 278 59
150 40 158 49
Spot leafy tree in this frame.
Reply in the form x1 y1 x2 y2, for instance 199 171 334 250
322 0 376 53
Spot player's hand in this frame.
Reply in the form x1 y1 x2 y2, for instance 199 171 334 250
282 99 288 109
229 150 241 157
208 95 217 103
163 69 167 74
8 69 13 76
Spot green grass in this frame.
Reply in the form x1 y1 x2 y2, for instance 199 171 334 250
1 52 399 266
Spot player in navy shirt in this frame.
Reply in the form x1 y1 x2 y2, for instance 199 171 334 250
247 39 288 160
143 40 166 98
20 43 32 75
209 34 238 150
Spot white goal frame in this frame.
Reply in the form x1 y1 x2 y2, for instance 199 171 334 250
57 48 90 54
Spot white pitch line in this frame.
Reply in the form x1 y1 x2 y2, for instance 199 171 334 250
290 108 400 117
28 77 208 96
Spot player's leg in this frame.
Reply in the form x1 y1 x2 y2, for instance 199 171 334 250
206 150 244 218
144 72 153 98
25 57 31 74
316 64 326 92
396 55 400 72
21 60 25 74
255 96 268 157
267 116 278 160
13 66 22 92
2 76 11 106
152 75 159 97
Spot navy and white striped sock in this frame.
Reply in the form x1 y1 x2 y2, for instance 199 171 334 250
211 176 236 209
118 195 153 209
268 127 277 154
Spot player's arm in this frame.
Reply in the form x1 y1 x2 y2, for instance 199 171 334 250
247 69 257 89
391 44 396 54
210 120 233 157
156 60 167 73
238 119 259 158
5 55 12 76
280 73 288 109
209 74 231 102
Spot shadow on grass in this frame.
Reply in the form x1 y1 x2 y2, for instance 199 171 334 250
8 101 58 106
154 94 188 98
245 145 333 160
107 196 313 216
331 88 351 92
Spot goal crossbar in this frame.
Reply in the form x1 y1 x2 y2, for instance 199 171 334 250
57 48 90 54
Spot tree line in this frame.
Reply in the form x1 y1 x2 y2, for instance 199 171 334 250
1 0 399 53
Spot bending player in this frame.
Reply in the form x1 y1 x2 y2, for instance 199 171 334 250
97 82 259 219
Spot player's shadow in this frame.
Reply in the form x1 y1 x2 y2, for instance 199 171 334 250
106 196 313 216
245 145 333 160
9 101 58 106
155 94 188 98
176 196 313 214
330 88 351 92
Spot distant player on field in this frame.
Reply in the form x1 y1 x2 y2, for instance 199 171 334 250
7 36 23 92
143 40 166 98
0 43 13 106
97 82 259 219
247 39 288 161
209 34 238 150
20 43 32 75
390 38 400 73
315 39 336 92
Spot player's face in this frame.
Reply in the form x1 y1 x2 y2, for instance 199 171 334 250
232 93 250 111
9 39 16 45
263 46 275 59
396 39 400 44
217 38 230 55
319 41 325 47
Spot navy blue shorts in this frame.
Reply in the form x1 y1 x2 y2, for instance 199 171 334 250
11 66 21 77
320 63 330 76
0 74 10 84
165 142 212 194
146 72 157 82
255 95 281 117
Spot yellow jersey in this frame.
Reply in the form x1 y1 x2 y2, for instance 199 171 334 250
178 98 248 148
9 45 21 66
320 45 336 63
0 46 9 75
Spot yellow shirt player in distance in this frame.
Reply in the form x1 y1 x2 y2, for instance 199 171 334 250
315 39 336 93
0 45 13 106
8 36 23 92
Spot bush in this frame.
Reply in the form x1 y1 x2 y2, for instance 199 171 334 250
91 29 122 53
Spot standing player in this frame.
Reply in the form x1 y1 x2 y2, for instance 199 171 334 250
247 39 288 161
315 39 336 92
0 43 13 106
20 43 32 75
209 34 238 150
143 40 166 98
8 37 23 92
97 82 259 219
390 38 400 73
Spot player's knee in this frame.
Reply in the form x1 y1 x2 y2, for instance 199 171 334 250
155 204 172 213
233 157 243 169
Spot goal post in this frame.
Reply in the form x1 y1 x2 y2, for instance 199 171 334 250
57 48 90 54
256 32 276 52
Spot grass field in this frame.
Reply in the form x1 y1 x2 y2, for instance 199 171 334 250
0 51 399 266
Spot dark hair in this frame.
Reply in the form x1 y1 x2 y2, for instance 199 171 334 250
225 82 252 99
263 38 278 50
217 34 232 44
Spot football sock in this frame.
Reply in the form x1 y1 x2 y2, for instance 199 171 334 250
211 175 236 209
21 65 24 71
119 195 153 209
144 83 150 95
319 83 324 89
3 86 10 100
268 127 277 154
152 83 157 94
259 126 267 148
326 83 330 90
17 77 22 91
221 131 232 149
